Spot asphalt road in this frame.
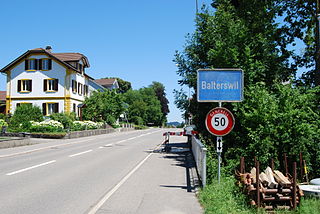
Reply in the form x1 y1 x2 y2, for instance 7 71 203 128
0 128 202 214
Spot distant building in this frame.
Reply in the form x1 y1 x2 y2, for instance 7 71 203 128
0 46 104 116
94 78 119 90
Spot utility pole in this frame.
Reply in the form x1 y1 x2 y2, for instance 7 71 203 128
316 0 320 86
196 0 199 14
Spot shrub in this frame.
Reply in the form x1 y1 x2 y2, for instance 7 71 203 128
131 116 144 126
50 112 76 129
9 104 43 132
29 120 64 133
71 121 104 131
0 119 8 127
0 113 6 120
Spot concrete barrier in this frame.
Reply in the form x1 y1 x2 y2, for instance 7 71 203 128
65 128 115 139
64 127 135 139
0 137 35 149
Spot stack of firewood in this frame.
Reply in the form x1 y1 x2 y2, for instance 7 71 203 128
236 161 303 210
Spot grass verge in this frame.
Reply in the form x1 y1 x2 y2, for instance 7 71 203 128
199 176 320 214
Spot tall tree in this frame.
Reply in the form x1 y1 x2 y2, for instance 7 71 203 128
124 88 163 126
103 77 132 93
174 0 320 175
83 90 124 125
150 81 170 123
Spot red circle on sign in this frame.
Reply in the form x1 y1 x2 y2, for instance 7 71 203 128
205 107 235 136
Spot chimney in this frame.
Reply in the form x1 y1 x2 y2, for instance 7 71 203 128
45 46 52 52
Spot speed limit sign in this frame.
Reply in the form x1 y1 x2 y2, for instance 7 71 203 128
205 107 235 136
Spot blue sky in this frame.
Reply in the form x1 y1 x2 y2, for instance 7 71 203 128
0 0 213 122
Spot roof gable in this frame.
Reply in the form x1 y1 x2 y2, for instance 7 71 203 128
0 48 93 80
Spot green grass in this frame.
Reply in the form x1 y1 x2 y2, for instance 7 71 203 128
199 176 320 214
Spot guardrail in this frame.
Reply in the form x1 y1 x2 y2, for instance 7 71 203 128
191 135 207 187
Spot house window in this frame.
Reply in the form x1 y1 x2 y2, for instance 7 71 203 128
42 103 59 116
16 103 32 108
25 59 37 71
18 79 32 92
73 103 76 113
72 80 78 93
44 79 58 92
25 59 52 71
78 83 83 95
84 85 89 96
41 59 52 70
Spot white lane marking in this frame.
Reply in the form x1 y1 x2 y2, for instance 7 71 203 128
0 138 94 159
0 129 163 159
6 160 57 176
87 143 162 214
99 144 113 149
115 140 126 144
69 150 93 158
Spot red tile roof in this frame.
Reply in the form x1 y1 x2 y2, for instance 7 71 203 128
51 53 84 62
0 91 6 101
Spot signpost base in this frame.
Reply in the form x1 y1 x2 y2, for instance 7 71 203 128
217 136 223 184
218 151 221 184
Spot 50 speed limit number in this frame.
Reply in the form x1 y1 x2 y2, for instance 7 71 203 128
205 107 235 136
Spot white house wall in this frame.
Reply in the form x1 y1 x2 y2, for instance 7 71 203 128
70 72 87 101
7 54 89 114
9 55 65 98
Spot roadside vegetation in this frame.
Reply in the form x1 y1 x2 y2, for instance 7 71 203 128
174 0 320 213
0 81 170 136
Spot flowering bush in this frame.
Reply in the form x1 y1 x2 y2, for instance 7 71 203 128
29 120 64 133
72 121 104 131
0 119 8 127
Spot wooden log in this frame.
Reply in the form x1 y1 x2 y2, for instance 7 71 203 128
238 173 252 185
250 167 257 184
273 170 291 187
262 188 291 194
240 157 245 174
264 167 278 188
283 153 288 176
259 172 269 187
256 161 260 208
262 196 295 202
292 162 297 210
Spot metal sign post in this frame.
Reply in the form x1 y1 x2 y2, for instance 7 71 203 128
217 136 222 183
205 106 235 183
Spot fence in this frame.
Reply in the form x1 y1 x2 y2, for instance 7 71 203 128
191 135 207 187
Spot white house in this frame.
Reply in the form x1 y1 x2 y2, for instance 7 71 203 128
0 46 104 116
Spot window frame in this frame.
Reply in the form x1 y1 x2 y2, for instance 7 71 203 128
78 82 83 95
44 78 58 92
43 102 59 116
41 58 52 71
72 80 78 93
18 79 32 93
25 59 37 71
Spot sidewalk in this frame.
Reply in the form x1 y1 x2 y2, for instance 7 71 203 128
95 136 203 214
